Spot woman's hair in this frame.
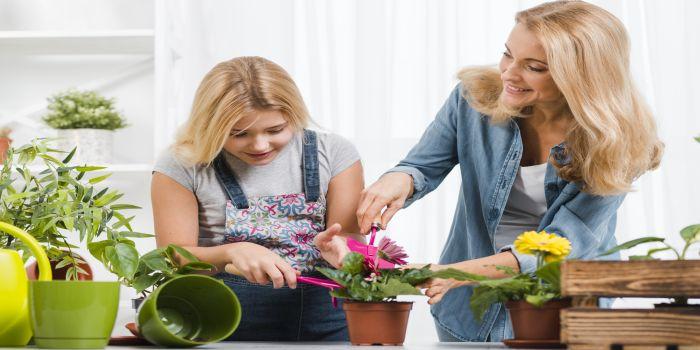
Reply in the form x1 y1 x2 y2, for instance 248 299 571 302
458 0 663 196
173 56 310 165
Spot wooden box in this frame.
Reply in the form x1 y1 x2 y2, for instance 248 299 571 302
560 260 700 350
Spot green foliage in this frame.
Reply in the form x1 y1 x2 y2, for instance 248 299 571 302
0 140 142 279
0 139 211 289
42 89 128 130
317 252 480 302
598 224 700 261
469 261 562 321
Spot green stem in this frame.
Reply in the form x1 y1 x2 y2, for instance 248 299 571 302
662 242 681 260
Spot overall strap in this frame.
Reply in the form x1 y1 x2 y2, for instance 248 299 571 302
212 153 249 209
302 129 320 202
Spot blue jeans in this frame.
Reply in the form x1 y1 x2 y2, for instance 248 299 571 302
217 273 348 341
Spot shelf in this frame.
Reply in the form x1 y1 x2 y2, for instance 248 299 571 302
0 30 154 55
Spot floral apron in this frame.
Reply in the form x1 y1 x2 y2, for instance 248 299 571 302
212 130 347 341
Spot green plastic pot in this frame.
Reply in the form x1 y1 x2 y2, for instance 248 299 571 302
29 280 120 349
137 275 241 347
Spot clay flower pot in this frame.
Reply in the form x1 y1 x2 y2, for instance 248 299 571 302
26 254 93 281
342 301 412 345
505 298 571 341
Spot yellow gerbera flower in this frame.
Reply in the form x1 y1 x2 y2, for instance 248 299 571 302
514 230 571 261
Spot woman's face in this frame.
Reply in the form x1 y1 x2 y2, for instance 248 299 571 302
223 109 294 166
498 23 563 110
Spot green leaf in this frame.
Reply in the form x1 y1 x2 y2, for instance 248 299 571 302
433 268 488 282
168 244 200 263
176 261 214 274
75 166 107 172
140 249 172 272
340 252 366 275
61 147 77 163
109 204 141 210
4 191 37 202
646 247 672 257
377 278 421 297
680 224 700 243
316 267 353 287
88 240 116 261
105 243 139 279
597 237 665 257
116 231 154 238
88 173 112 184
535 261 561 291
629 255 655 260
525 292 557 307
132 273 163 293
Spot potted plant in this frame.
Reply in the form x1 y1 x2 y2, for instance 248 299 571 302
42 89 128 164
0 139 142 280
316 237 473 345
466 230 572 347
0 127 11 162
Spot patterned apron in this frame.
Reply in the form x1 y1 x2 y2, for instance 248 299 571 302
212 129 328 273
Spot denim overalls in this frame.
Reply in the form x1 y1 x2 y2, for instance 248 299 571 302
212 130 348 341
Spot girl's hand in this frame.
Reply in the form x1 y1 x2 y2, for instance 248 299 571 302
356 172 414 233
226 242 300 289
314 223 351 269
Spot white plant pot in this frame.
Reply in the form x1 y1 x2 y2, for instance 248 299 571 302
56 129 114 165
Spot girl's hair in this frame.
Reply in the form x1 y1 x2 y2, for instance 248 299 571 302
173 56 310 165
459 0 663 196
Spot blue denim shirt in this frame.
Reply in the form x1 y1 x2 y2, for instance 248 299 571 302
388 85 623 341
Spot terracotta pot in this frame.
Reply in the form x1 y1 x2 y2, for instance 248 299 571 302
26 254 93 281
505 298 571 341
0 137 11 162
342 301 412 345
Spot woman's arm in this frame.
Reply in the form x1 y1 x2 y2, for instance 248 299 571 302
151 172 298 288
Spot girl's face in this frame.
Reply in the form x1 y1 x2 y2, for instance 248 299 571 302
498 23 563 110
224 109 294 166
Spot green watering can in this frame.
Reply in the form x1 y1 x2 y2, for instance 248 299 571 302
0 221 52 346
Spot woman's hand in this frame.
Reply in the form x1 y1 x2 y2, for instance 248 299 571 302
356 172 414 233
225 242 300 289
314 223 351 269
414 264 470 305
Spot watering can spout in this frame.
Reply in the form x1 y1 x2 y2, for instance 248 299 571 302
0 221 52 346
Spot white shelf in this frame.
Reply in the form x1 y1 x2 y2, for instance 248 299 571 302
0 30 154 55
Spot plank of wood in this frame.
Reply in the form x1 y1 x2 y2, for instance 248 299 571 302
561 260 700 297
562 309 700 345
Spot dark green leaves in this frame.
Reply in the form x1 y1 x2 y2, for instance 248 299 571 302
340 252 366 275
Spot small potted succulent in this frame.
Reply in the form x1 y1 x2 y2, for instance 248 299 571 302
42 89 128 164
317 237 473 345
467 231 572 347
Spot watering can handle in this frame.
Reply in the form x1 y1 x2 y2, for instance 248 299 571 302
0 222 52 281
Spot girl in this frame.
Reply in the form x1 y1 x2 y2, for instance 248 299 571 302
152 56 363 341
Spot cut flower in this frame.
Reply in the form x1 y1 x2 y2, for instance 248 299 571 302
514 230 571 262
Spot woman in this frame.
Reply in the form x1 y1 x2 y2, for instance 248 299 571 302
152 56 361 341
356 0 663 342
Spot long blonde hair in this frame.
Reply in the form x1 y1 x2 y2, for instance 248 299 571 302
459 1 663 196
173 56 310 165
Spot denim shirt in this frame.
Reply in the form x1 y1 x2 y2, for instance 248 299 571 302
388 84 623 341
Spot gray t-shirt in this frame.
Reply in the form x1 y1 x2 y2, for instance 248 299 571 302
153 131 361 246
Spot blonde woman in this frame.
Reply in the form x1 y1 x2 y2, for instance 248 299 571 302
356 0 663 342
152 56 363 341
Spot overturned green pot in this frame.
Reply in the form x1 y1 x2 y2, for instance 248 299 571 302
137 275 241 347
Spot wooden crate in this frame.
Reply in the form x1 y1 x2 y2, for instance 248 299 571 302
560 260 700 350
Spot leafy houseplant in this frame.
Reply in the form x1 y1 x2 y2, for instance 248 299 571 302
42 89 128 164
0 139 144 280
316 238 472 345
468 231 572 343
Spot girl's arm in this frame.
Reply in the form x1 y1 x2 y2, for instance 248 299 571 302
314 160 366 268
151 172 298 288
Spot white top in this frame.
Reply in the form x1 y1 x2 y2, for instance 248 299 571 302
493 163 548 250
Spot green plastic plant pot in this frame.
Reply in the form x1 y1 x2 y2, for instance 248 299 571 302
137 275 241 347
29 281 120 349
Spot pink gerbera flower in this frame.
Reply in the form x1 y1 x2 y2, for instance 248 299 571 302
377 237 409 265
